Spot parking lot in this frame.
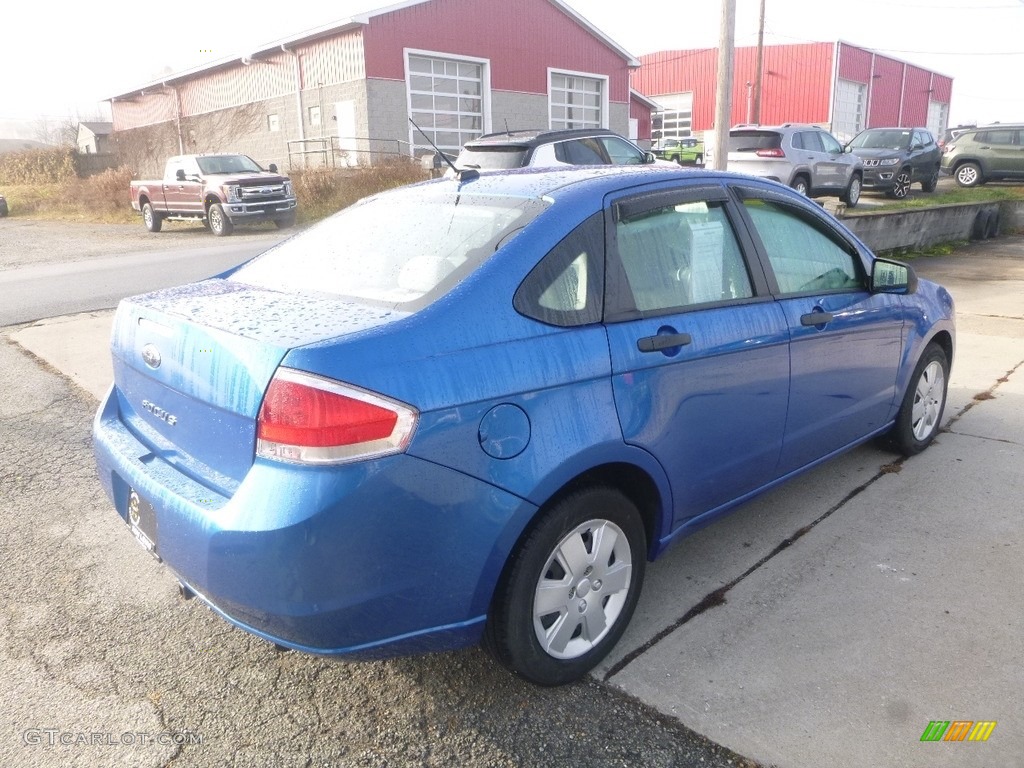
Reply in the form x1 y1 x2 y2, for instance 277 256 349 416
1 224 1022 767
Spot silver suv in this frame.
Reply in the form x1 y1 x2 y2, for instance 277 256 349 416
726 124 863 206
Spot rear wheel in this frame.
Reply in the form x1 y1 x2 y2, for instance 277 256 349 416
921 168 939 193
142 202 162 232
954 162 982 187
484 487 646 686
207 203 233 236
888 343 949 456
790 175 810 196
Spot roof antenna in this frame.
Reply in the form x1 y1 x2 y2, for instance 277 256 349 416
408 117 478 182
504 118 510 135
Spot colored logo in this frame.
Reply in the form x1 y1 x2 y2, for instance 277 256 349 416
920 721 997 742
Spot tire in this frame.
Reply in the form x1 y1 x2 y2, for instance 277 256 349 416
888 343 949 456
484 486 647 686
985 209 1000 238
275 213 297 230
921 168 939 193
207 203 233 236
790 175 810 196
841 174 861 207
954 162 982 188
695 153 703 165
142 202 162 233
971 210 991 241
886 168 912 199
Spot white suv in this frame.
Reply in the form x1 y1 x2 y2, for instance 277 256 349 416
726 124 863 206
453 129 674 172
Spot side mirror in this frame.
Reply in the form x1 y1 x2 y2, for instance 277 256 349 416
268 163 278 173
175 169 186 182
872 258 918 294
644 151 656 165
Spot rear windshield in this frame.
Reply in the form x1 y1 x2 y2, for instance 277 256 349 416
849 130 911 150
455 146 530 170
728 131 782 152
229 184 548 308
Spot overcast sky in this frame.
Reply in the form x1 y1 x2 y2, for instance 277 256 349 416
2 0 1021 133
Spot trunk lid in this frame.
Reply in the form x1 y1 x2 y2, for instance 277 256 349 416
110 279 405 488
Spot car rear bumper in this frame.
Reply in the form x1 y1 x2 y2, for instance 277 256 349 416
93 384 534 658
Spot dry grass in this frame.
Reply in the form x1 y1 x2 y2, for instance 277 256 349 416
2 159 429 225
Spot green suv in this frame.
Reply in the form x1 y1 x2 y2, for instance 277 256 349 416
652 137 704 165
941 124 1024 187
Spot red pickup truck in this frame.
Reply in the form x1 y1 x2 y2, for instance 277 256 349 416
130 154 298 236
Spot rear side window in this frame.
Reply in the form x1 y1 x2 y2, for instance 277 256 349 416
797 131 824 152
554 138 608 165
514 212 604 326
742 199 865 295
975 130 1016 146
728 131 782 153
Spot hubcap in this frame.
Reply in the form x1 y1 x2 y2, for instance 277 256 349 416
894 172 911 198
958 166 978 185
911 361 945 441
532 519 633 660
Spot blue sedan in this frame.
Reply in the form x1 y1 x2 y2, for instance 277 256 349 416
93 166 954 686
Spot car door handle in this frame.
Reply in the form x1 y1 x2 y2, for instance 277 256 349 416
637 333 692 352
800 311 834 326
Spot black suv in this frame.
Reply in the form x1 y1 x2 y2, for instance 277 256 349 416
453 129 665 171
846 127 942 198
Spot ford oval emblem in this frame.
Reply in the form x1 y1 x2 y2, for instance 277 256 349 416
141 343 162 369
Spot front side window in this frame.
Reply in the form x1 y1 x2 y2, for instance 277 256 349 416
613 200 753 314
819 132 842 154
600 137 646 165
231 188 547 309
550 71 605 130
742 199 865 295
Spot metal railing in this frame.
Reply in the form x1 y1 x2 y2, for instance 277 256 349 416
286 136 417 170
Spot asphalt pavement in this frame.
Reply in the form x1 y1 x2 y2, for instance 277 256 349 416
6 236 1024 767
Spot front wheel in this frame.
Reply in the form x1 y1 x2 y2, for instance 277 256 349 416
274 213 297 229
841 174 861 207
142 202 162 232
886 168 912 199
888 343 949 456
207 203 234 236
484 487 647 686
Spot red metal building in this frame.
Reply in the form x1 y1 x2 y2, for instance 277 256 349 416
633 41 953 144
107 0 646 175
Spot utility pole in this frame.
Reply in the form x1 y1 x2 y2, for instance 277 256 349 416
753 0 766 125
711 0 736 170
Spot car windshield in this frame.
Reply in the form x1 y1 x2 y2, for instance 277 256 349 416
196 155 264 174
229 185 548 308
849 130 912 151
728 131 782 152
455 146 530 170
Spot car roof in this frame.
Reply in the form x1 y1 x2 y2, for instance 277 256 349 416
463 128 621 149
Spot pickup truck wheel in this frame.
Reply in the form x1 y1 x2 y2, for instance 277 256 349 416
142 202 162 233
274 213 296 230
207 203 233 236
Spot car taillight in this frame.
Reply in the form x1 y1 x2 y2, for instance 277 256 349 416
756 148 786 158
257 369 418 465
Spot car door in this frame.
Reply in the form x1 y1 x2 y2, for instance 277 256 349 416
163 156 203 214
910 130 937 182
603 183 790 530
734 186 905 474
974 129 1018 175
817 130 851 190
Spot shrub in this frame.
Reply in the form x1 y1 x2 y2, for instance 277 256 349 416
290 159 427 222
0 147 77 184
